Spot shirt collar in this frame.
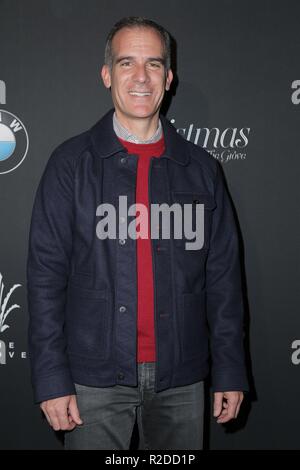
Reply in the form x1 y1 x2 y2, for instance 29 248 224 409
113 111 163 144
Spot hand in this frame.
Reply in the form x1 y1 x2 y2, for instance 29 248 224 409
213 391 243 424
40 395 83 431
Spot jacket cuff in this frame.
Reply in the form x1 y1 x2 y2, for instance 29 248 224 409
32 369 76 404
212 368 249 392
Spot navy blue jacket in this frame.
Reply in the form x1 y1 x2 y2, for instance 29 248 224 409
27 108 248 403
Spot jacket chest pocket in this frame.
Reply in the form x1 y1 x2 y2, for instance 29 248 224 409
171 192 216 251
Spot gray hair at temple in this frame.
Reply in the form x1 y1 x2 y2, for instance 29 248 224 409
104 16 172 72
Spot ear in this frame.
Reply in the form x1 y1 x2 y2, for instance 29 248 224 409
165 69 173 91
101 65 111 89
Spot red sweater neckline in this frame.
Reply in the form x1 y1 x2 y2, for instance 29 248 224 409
118 135 165 157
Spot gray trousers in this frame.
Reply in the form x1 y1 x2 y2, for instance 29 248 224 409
64 362 204 450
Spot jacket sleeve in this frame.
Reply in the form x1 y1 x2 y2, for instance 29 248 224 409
206 162 249 392
27 148 76 403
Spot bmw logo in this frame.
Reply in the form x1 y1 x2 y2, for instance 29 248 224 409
0 110 29 175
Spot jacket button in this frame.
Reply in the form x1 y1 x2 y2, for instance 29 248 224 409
118 373 125 380
119 239 126 245
120 157 127 164
119 305 126 313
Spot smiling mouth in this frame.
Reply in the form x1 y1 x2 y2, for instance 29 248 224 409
129 91 152 96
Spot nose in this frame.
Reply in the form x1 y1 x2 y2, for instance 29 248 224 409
133 64 149 83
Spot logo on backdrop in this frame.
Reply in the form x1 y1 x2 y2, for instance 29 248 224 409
0 80 5 105
291 340 300 365
291 80 300 105
0 272 26 365
171 118 250 163
0 80 29 175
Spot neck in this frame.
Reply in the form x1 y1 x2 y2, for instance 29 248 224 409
115 111 160 141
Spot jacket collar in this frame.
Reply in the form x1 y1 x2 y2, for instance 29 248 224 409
90 108 190 166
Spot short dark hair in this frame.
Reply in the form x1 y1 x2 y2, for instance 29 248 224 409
104 16 171 71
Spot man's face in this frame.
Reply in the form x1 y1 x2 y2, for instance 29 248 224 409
101 27 173 125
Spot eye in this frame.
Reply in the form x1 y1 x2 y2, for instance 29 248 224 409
148 62 161 68
120 61 132 67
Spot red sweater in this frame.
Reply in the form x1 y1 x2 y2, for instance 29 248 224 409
118 136 165 362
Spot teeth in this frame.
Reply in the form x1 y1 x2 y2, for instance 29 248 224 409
129 92 151 96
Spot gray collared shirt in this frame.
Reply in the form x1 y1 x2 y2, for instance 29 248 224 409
113 111 163 144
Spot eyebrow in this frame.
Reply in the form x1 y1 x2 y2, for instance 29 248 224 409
114 56 165 65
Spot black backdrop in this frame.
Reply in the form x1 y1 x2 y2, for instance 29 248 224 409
0 0 299 450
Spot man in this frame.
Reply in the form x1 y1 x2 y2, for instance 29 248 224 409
27 17 248 450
